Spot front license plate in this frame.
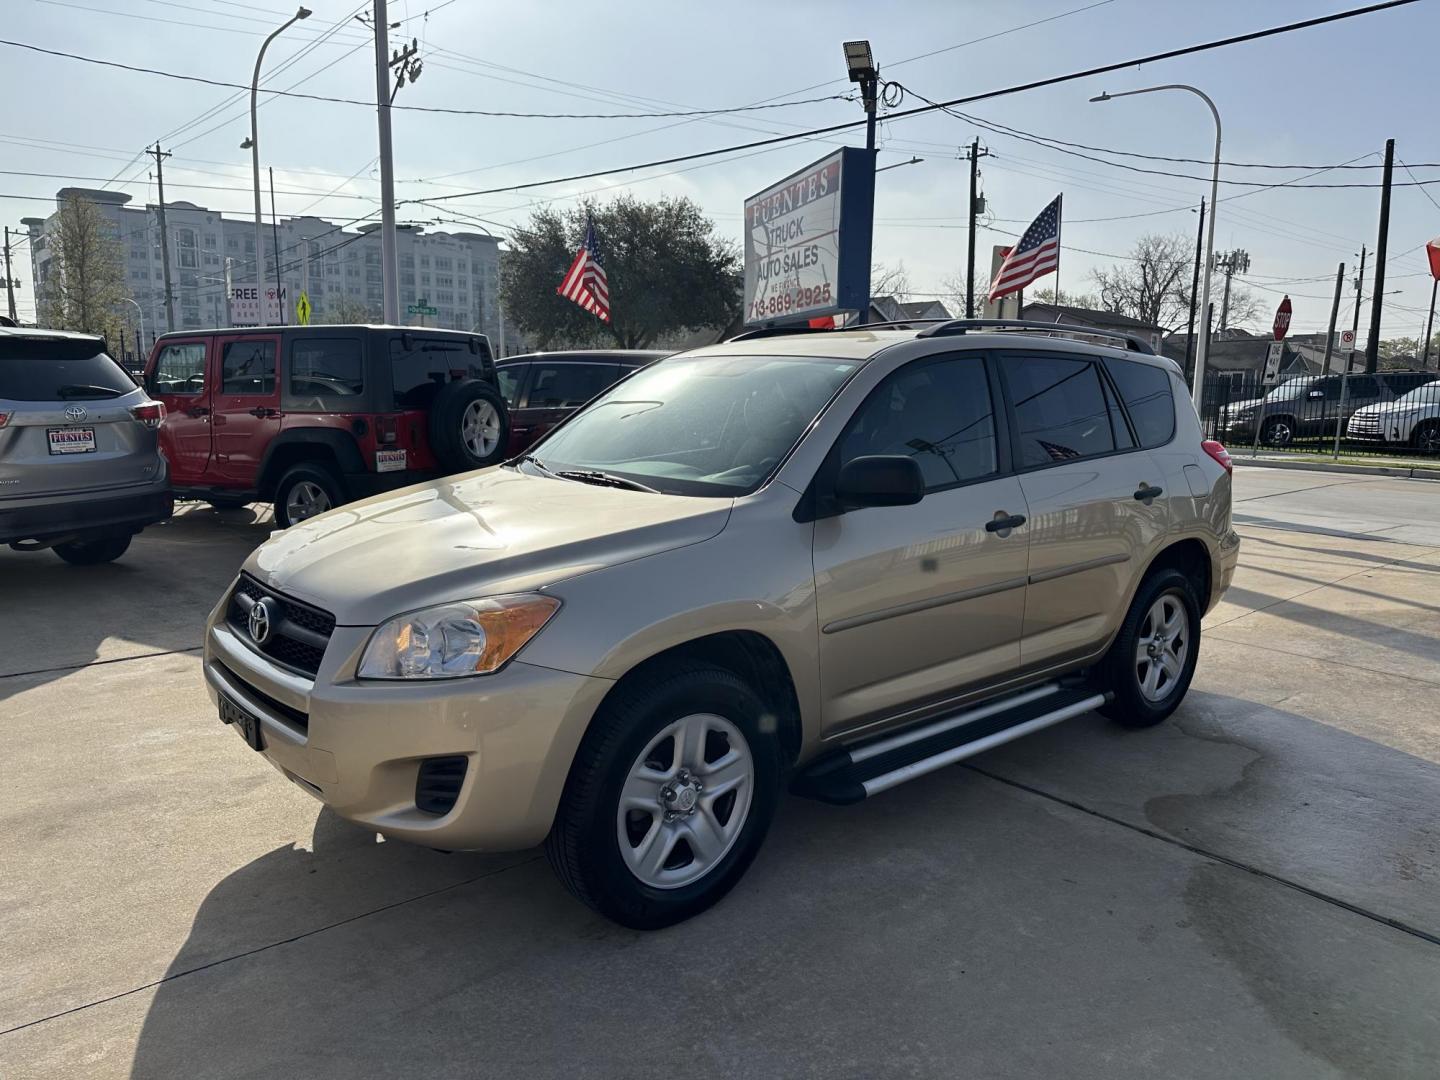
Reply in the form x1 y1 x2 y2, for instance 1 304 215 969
376 448 407 473
219 693 265 752
47 427 96 454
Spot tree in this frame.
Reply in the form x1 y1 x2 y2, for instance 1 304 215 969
38 195 128 344
870 261 912 301
1027 285 1102 310
318 296 381 324
500 195 740 349
1089 233 1194 329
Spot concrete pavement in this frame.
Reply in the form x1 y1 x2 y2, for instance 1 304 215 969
2 474 1439 1078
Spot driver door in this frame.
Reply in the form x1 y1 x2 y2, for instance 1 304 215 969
147 335 214 484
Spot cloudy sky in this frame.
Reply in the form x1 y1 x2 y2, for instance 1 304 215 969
4 0 1439 338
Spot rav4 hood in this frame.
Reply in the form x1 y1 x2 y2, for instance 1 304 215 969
247 467 733 626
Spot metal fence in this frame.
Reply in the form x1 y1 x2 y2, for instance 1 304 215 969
1199 370 1440 460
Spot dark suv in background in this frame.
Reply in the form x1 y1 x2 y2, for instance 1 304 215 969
1 327 171 563
496 350 667 455
1218 369 1439 447
145 325 509 526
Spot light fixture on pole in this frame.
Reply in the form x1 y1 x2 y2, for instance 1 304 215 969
843 40 879 325
120 296 145 359
246 5 311 327
1092 85 1220 410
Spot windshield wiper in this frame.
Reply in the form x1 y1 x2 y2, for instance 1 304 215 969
554 469 659 494
56 384 125 398
520 454 560 478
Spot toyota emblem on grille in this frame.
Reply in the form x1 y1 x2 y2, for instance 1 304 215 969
248 597 275 645
64 404 88 422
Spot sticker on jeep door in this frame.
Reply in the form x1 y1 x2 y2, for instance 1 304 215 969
376 449 407 473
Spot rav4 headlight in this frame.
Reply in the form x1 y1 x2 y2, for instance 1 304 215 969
358 594 560 679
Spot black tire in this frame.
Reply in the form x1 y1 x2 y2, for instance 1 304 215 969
428 380 510 473
1260 416 1294 447
1411 419 1440 455
544 661 784 930
273 462 344 529
1099 568 1202 729
52 533 132 565
206 496 251 510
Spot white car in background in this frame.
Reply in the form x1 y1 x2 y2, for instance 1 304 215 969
1346 380 1440 452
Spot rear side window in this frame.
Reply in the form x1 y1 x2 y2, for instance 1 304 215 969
1004 354 1116 467
1343 375 1380 400
496 363 528 408
221 340 276 395
527 363 617 408
838 356 997 491
391 337 491 410
1104 357 1175 448
0 338 135 400
291 338 364 403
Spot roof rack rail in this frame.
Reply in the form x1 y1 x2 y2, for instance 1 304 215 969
727 318 948 343
914 319 1155 354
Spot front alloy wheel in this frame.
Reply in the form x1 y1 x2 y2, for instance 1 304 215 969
617 713 754 890
1262 418 1293 447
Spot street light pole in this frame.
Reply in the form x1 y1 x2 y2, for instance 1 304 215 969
843 40 878 327
246 6 311 327
1092 84 1220 411
120 296 145 360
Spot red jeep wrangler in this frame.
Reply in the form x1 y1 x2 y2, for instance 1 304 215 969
143 325 509 526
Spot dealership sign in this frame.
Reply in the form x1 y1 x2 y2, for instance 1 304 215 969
742 147 874 326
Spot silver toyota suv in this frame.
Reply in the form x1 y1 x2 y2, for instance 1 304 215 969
203 321 1239 928
1 327 172 563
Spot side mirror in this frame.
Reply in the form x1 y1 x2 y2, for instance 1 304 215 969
834 455 924 509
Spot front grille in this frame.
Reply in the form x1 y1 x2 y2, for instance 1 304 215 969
226 574 336 677
1348 414 1380 434
415 756 468 815
215 660 309 733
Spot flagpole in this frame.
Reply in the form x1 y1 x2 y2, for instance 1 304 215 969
1053 193 1062 307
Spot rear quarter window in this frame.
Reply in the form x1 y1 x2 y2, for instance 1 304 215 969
1103 357 1176 449
0 338 135 400
290 338 364 407
391 337 491 410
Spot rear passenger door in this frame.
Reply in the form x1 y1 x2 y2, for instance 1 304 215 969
999 351 1169 669
520 361 619 444
495 363 533 453
209 333 281 486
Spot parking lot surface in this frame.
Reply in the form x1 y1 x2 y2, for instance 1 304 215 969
3 473 1439 1079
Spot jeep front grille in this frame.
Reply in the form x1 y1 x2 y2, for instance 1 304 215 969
226 574 336 677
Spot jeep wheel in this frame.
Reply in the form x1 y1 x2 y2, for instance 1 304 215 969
429 380 510 472
545 662 783 929
1260 417 1294 447
52 533 132 565
1411 419 1440 455
205 496 251 510
274 463 343 528
1099 568 1202 729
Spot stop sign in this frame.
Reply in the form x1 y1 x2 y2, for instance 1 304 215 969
1273 295 1292 341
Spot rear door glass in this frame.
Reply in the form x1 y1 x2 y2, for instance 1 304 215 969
290 338 364 407
391 337 490 410
0 338 135 400
526 363 618 408
221 340 276 395
1002 354 1117 466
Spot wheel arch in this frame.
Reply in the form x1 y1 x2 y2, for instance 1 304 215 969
257 429 362 499
1142 536 1213 611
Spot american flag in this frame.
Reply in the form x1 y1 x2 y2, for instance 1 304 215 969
989 195 1062 301
557 216 610 322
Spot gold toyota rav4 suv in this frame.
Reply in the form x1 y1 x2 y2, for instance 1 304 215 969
204 321 1239 928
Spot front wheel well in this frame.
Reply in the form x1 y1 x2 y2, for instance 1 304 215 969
600 631 803 766
1145 538 1212 608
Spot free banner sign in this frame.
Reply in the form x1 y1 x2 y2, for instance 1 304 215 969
742 147 874 326
230 284 288 327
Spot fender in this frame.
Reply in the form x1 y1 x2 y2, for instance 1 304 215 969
257 427 366 496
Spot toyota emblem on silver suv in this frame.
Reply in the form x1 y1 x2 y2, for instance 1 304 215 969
64 404 88 422
248 597 275 645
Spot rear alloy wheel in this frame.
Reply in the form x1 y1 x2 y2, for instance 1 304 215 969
1100 568 1202 729
1411 419 1440 455
273 463 343 528
52 533 132 565
1261 417 1294 447
545 662 782 929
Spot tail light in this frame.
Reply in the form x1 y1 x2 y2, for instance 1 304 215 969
376 415 398 444
129 401 166 429
1201 439 1233 475
0 412 10 429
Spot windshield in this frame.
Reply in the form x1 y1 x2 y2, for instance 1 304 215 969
1264 377 1317 401
0 338 136 400
523 353 861 496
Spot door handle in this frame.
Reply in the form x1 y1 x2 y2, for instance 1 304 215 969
1134 484 1164 501
186 406 210 418
248 406 278 418
985 513 1027 533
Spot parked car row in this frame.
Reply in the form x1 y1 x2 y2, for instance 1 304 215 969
3 322 662 562
1214 369 1439 448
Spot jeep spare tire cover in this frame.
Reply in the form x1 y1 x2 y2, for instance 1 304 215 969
428 379 511 472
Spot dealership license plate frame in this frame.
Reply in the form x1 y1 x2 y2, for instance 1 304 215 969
47 426 97 455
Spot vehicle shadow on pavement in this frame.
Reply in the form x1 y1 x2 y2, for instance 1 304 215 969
0 505 271 704
125 692 1440 1080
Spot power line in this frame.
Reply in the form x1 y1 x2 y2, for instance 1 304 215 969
1399 157 1440 215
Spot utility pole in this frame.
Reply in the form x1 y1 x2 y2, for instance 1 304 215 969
147 143 176 332
1348 245 1366 373
372 0 416 325
1214 249 1250 330
3 226 17 323
1320 262 1345 374
1365 138 1394 375
1184 198 1206 386
1424 275 1437 369
269 166 282 321
964 139 990 319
